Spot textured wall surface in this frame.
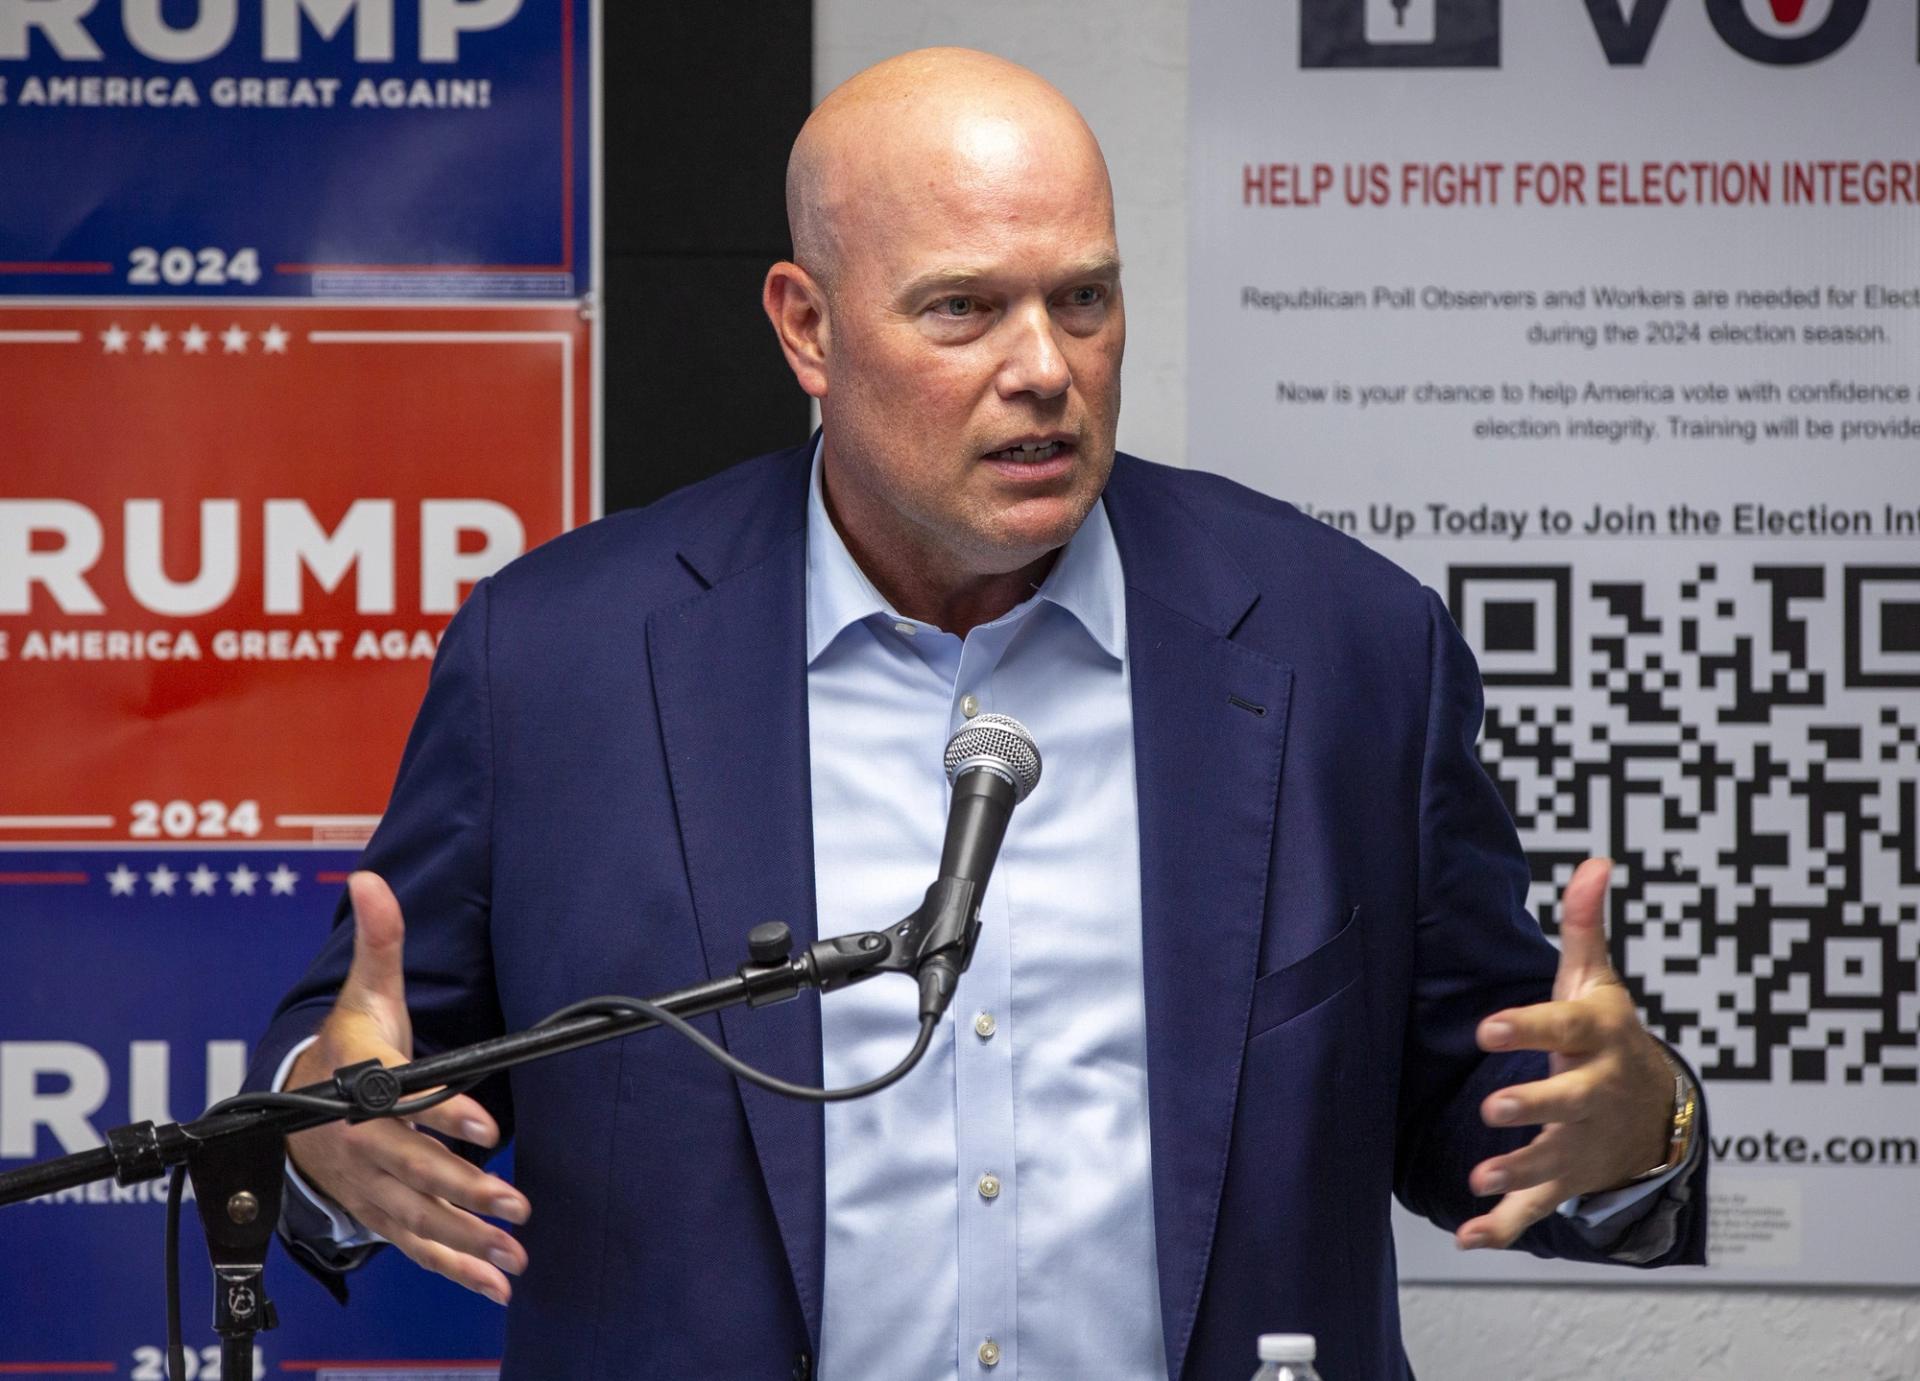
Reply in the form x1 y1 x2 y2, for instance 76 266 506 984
1402 1285 1920 1380
813 4 1920 1378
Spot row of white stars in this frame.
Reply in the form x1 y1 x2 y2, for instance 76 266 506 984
100 323 291 355
105 861 301 897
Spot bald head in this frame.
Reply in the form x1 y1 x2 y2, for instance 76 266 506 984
786 48 1112 292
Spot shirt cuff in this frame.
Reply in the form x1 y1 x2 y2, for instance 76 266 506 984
1559 1157 1685 1227
273 1035 386 1252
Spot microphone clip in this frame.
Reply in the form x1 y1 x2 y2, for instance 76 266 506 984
899 876 982 1022
786 875 982 1021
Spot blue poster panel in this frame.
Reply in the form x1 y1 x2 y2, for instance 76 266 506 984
0 851 508 1374
0 0 592 298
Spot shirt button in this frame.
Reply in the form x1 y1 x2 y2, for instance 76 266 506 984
973 1010 997 1039
977 1172 1001 1200
960 693 981 717
893 621 916 637
978 1339 1002 1367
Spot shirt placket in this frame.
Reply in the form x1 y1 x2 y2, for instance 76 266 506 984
950 620 1019 1376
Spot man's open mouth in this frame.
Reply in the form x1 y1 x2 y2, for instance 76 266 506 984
984 439 1071 462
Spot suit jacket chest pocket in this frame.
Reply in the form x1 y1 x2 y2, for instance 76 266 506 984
1247 906 1362 1040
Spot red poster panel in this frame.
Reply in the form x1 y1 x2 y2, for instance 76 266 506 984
1 303 594 847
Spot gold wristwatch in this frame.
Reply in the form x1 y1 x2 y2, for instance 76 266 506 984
1627 1049 1699 1183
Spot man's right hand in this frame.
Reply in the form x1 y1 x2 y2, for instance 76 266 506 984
285 871 529 1306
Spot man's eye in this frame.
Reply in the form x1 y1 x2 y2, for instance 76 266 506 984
1063 286 1106 308
938 296 976 317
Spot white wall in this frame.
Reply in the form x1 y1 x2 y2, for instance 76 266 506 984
813 5 1920 1378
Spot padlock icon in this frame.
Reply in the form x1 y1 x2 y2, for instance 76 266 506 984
1301 0 1500 68
1366 0 1436 44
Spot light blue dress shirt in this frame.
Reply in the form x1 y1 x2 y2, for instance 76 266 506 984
804 450 1168 1379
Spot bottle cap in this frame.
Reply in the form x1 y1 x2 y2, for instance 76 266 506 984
1259 1334 1316 1363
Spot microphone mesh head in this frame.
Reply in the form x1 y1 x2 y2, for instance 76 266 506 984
944 713 1042 803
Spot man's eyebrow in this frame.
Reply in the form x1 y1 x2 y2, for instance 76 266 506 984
894 256 1124 304
1059 254 1124 283
897 267 991 302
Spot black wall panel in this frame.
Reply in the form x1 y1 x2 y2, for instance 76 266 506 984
602 3 814 512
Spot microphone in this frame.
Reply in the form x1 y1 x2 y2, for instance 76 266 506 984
913 714 1042 1021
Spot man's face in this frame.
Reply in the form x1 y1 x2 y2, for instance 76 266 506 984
814 113 1125 585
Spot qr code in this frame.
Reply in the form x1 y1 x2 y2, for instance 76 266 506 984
1449 563 1920 1085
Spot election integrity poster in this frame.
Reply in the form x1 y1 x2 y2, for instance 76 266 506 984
1190 0 1917 1285
1 1 598 1372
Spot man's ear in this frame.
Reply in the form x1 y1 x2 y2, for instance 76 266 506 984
763 261 830 399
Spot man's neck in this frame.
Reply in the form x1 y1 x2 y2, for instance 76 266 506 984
889 556 1059 640
825 498 1059 640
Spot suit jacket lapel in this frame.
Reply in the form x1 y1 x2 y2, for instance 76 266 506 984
1105 460 1294 1380
646 446 826 1349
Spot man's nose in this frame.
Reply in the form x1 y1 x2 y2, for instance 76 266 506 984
995 304 1072 401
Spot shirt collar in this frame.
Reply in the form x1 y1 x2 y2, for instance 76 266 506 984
804 440 1126 665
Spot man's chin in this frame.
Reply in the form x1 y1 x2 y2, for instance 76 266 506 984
982 498 1100 566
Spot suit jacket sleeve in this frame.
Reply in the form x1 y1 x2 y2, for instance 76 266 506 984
243 578 513 1276
1391 588 1707 1267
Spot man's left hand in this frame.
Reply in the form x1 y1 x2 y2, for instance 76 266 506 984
1457 856 1677 1250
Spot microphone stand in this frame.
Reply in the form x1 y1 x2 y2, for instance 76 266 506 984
0 891 980 1381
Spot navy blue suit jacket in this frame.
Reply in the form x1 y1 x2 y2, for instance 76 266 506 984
251 444 1705 1379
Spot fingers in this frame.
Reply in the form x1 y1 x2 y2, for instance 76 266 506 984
1551 857 1614 998
290 1106 520 1216
366 1122 528 1223
289 1115 530 1306
361 1182 524 1307
1473 1016 1678 1203
357 1169 528 1307
411 1090 504 1150
1460 1122 1576 1249
1469 1116 1581 1196
343 870 409 1015
355 1156 529 1270
383 1225 517 1307
1480 1064 1602 1131
1478 987 1631 1056
1482 991 1605 1060
1456 1178 1563 1251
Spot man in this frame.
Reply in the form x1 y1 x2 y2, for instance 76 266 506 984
252 49 1704 1379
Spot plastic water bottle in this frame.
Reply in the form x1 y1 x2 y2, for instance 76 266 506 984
1250 1333 1322 1381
